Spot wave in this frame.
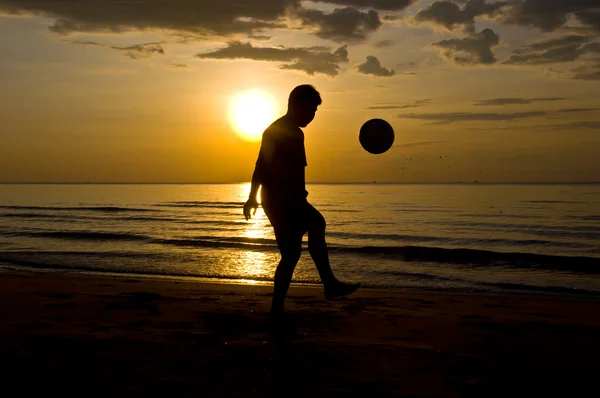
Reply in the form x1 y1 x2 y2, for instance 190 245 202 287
327 231 593 248
2 229 599 273
1 254 598 297
338 245 600 274
1 213 63 219
0 212 181 223
459 213 548 219
374 268 600 296
567 215 600 221
0 230 276 248
435 220 600 233
153 236 278 250
0 205 156 213
393 208 458 213
155 201 242 209
521 200 587 204
0 255 301 285
4 231 150 241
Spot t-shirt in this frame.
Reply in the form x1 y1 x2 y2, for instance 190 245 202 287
255 116 308 200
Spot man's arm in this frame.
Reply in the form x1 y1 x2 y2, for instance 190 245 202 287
248 160 262 201
244 134 271 220
243 160 261 220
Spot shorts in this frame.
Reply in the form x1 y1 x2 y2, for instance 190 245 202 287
261 194 323 248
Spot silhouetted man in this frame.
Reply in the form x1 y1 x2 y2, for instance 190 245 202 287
244 84 360 316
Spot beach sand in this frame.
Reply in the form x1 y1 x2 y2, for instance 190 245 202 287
0 272 599 397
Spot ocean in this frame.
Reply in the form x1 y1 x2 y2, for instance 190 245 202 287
1 183 599 296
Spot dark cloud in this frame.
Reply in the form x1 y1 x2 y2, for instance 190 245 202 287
432 28 500 64
0 0 296 36
575 9 600 33
395 141 446 148
398 106 600 124
368 104 416 109
503 0 600 33
168 62 188 68
314 0 415 11
573 64 600 80
196 42 349 76
523 35 589 51
556 108 600 113
413 1 600 36
414 0 509 33
542 121 600 130
247 34 272 40
374 39 394 48
367 99 430 109
504 35 599 65
357 55 395 76
398 110 545 123
71 41 165 59
0 0 401 43
297 7 382 42
475 97 567 105
382 15 403 21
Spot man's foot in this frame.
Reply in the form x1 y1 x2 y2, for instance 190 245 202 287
267 309 296 338
324 281 361 300
268 308 287 320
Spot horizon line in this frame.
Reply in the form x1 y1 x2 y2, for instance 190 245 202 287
1 181 600 185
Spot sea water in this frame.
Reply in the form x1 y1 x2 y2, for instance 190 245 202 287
1 183 599 295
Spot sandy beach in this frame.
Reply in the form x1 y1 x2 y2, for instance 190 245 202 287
0 272 599 397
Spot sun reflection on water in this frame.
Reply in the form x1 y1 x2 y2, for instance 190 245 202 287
240 250 269 279
235 183 275 283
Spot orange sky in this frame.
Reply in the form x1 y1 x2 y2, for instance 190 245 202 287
1 1 599 182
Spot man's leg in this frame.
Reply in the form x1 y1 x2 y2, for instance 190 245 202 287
271 228 303 314
305 203 337 286
305 203 360 298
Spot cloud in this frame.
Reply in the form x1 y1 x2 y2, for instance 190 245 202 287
395 141 446 148
357 55 395 76
398 106 599 124
541 121 600 130
398 110 545 123
556 107 600 113
367 99 430 109
382 15 403 21
522 35 590 51
432 28 500 64
475 97 567 105
575 9 600 33
571 56 600 80
168 62 188 69
0 0 297 37
374 39 394 48
573 65 600 80
314 1 415 11
0 0 406 43
71 41 165 59
296 6 382 42
414 0 509 33
502 0 600 33
504 35 600 65
196 42 349 76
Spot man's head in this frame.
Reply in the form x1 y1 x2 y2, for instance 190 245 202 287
287 84 321 127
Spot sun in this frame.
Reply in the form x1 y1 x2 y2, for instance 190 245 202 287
229 90 278 142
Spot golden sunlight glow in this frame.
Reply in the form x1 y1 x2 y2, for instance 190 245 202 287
228 90 278 141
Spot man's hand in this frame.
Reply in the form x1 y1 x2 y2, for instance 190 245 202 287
243 197 259 220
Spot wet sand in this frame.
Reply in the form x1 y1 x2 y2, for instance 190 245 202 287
0 272 599 397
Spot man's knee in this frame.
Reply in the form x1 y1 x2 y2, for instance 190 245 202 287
277 232 303 263
280 247 302 264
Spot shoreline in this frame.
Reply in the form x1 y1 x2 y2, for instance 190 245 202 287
2 262 600 299
1 271 599 396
